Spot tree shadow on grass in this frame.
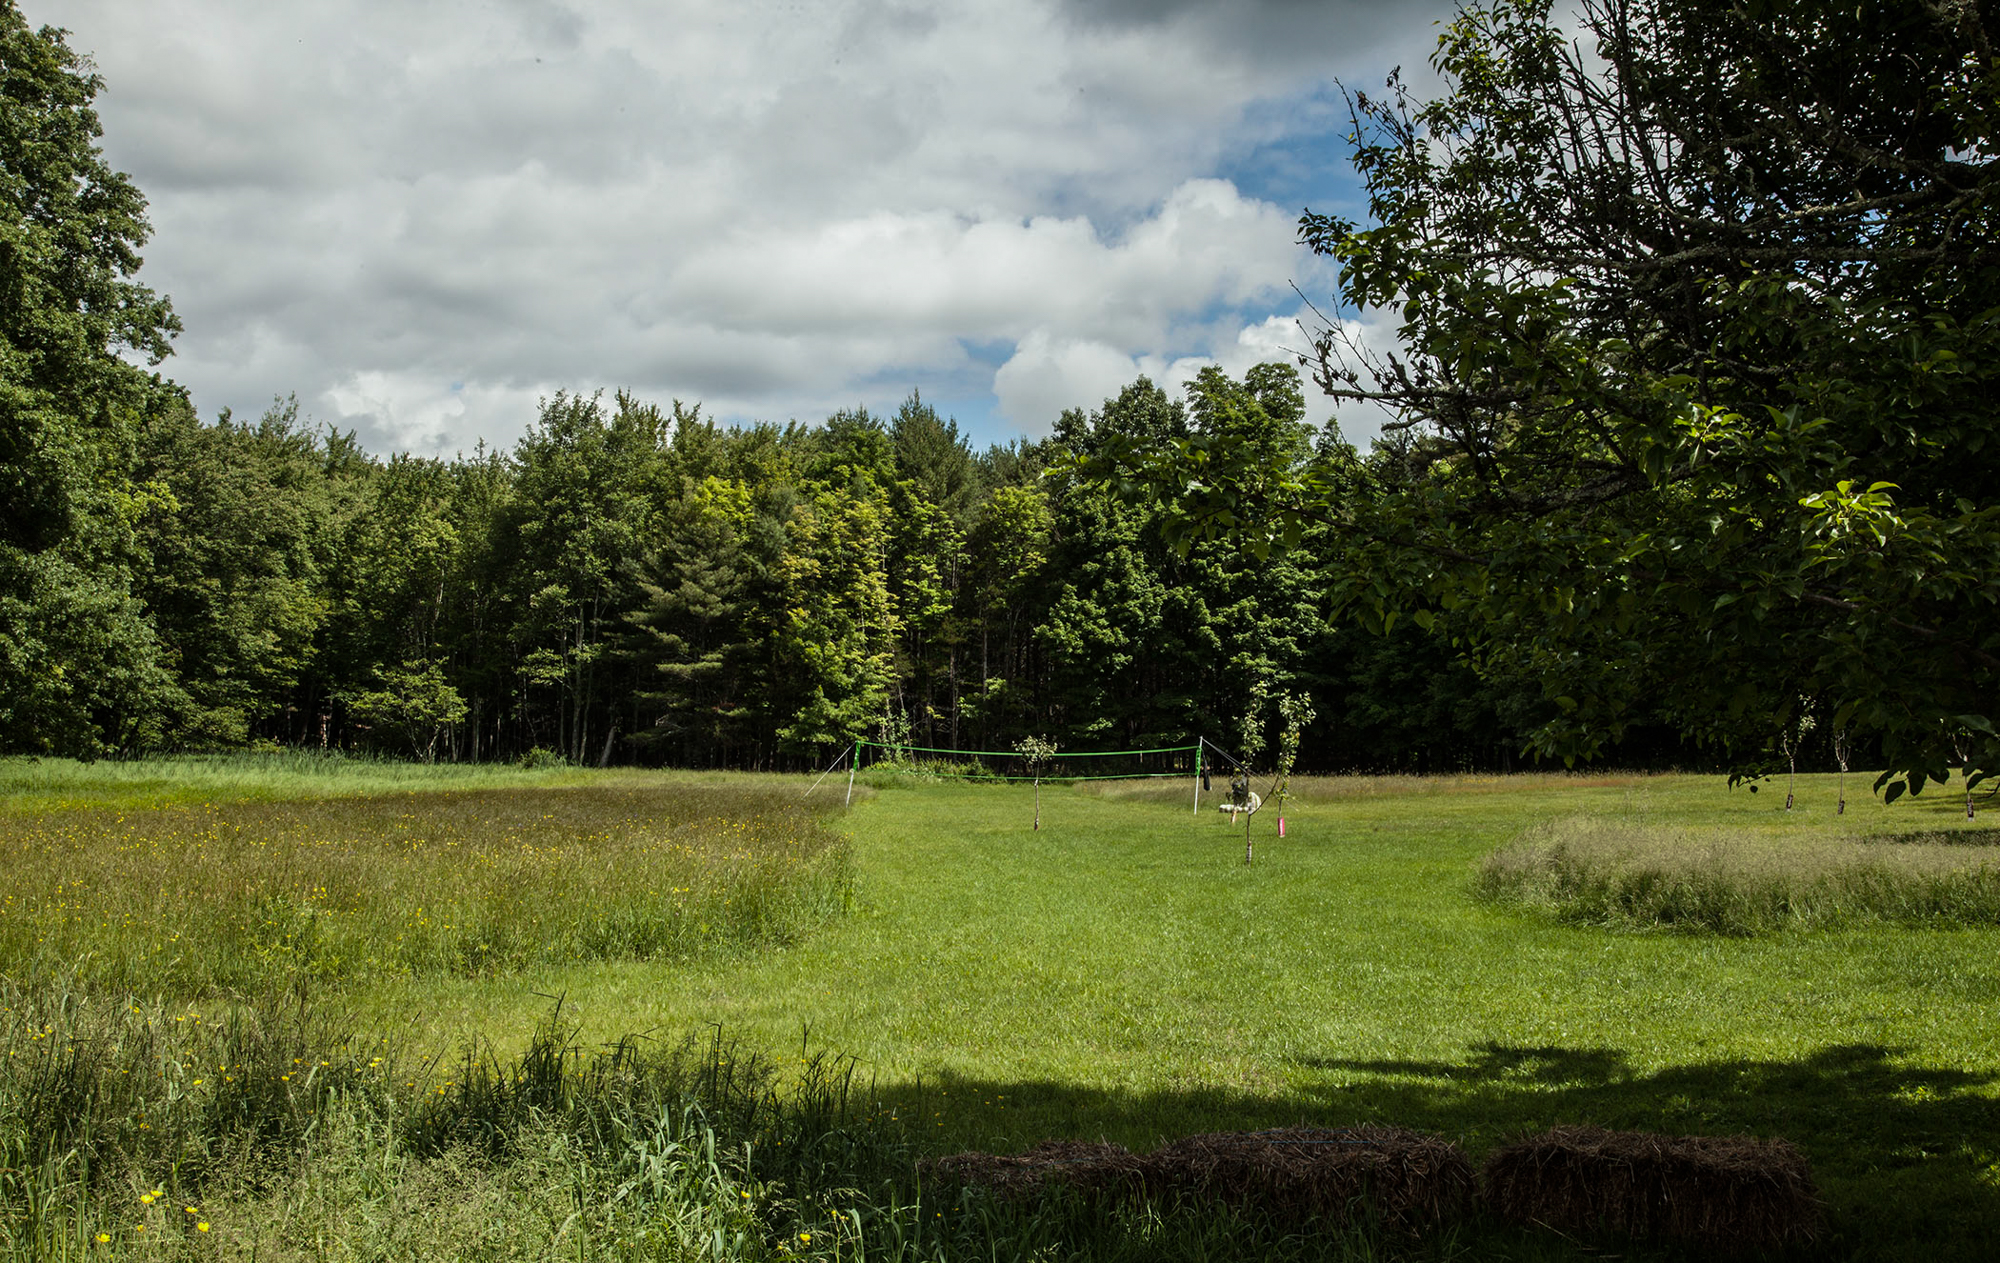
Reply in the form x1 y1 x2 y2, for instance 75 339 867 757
871 1042 2000 1261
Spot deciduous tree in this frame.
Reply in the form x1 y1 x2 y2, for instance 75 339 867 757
1101 0 2000 799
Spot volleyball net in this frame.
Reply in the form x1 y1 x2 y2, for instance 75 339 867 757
805 735 1269 813
852 738 1201 783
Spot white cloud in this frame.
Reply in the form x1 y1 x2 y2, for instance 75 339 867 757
321 371 551 457
994 314 1340 438
37 0 1446 453
667 179 1299 346
992 331 1141 435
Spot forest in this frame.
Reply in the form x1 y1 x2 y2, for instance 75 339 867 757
2 362 1635 772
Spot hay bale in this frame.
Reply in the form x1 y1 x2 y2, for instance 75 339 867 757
926 1139 1144 1200
1480 1126 1820 1251
1139 1126 1475 1231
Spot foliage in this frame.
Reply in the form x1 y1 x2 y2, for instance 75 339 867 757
1089 0 2000 801
133 398 352 746
1012 734 1057 770
112 355 1699 776
0 0 177 549
338 658 468 761
15 0 1989 795
0 2 187 757
1271 692 1316 817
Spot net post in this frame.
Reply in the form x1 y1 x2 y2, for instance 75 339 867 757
1192 739 1203 817
846 741 862 807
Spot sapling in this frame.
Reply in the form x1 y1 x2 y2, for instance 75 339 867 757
1779 702 1816 811
1237 676 1270 767
878 709 914 766
1015 735 1056 830
1238 677 1271 864
1953 728 1976 820
1833 728 1851 815
1272 693 1316 842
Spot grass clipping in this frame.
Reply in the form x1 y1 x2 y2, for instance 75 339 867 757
932 1127 1474 1231
1481 1126 1820 1252
1477 816 2000 934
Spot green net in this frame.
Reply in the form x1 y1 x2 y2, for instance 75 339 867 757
855 739 1201 783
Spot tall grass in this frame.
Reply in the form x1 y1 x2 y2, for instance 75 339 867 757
0 981 877 1260
0 785 852 992
0 751 611 812
0 984 1477 1262
1477 816 2000 933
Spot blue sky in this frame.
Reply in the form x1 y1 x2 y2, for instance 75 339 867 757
40 0 1449 455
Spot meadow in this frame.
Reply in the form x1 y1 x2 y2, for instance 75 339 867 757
0 781 851 992
2 756 1996 1259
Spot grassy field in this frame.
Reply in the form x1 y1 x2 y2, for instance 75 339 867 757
0 780 850 992
2 757 1997 1259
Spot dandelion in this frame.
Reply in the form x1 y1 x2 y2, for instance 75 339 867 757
198 1222 210 1232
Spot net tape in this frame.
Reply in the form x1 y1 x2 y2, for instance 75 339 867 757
856 738 1201 782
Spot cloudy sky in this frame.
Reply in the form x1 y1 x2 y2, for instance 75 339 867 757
38 0 1446 455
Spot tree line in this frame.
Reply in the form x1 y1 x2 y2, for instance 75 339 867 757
9 360 1688 772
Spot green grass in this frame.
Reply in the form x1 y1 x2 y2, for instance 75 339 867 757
5 760 1999 1258
445 771 1997 1256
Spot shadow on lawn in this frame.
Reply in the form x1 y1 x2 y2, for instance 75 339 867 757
878 1042 2000 1260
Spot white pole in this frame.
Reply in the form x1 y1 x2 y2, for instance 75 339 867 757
1193 740 1203 818
845 741 860 807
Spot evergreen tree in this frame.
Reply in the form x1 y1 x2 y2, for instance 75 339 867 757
622 477 761 766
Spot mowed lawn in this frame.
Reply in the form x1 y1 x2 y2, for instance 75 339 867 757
364 770 2000 1255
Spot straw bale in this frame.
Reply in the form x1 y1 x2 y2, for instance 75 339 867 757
1139 1126 1475 1231
926 1139 1144 1201
1480 1125 1820 1251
